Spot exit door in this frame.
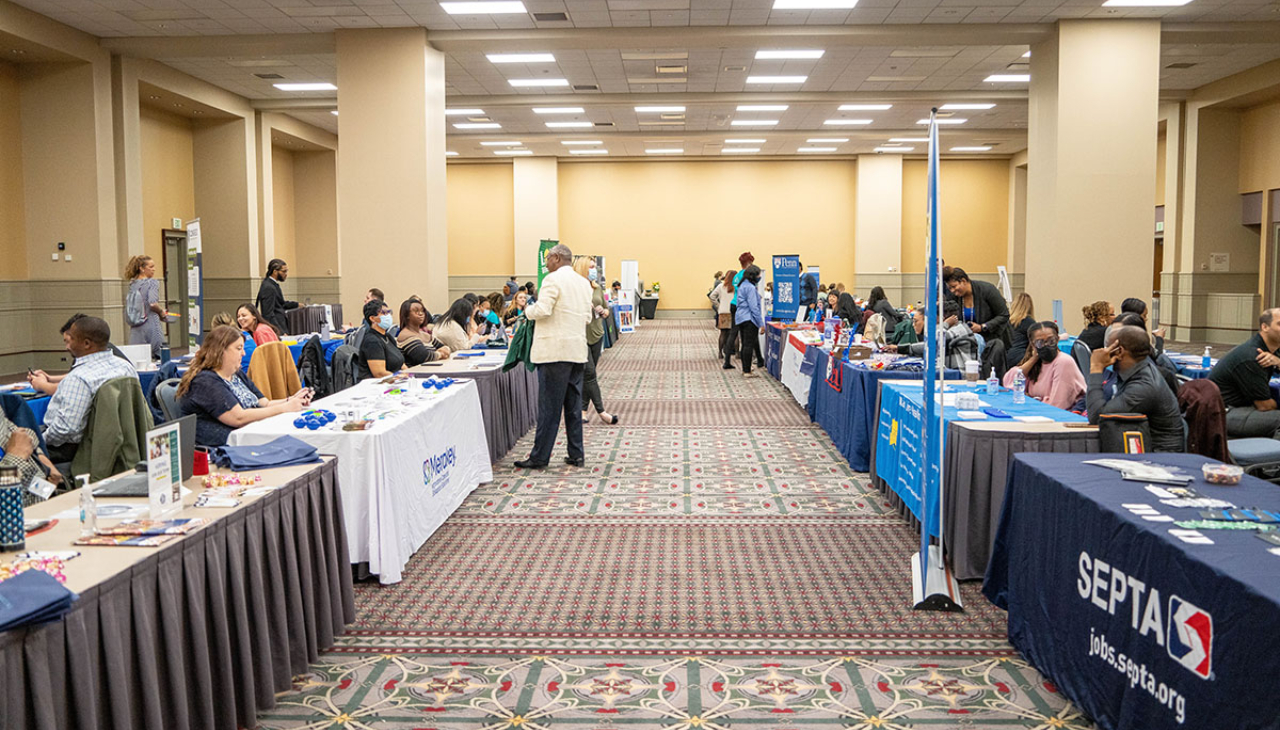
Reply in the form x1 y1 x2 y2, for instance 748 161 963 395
161 230 189 347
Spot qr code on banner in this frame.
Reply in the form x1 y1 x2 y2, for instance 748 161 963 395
778 282 793 303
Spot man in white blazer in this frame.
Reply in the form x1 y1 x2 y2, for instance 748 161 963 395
515 243 594 469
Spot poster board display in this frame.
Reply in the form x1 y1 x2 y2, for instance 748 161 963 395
185 218 204 348
146 421 182 520
537 239 557 289
771 255 801 322
618 259 639 333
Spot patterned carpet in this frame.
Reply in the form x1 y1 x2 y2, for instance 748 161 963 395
258 319 1094 729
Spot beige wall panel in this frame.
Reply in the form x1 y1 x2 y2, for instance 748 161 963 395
855 154 902 277
1239 100 1280 194
0 60 25 279
448 163 515 278
139 106 195 264
192 118 256 279
293 150 339 278
271 145 296 265
1156 132 1167 207
558 160 856 310
513 157 559 276
901 159 1010 274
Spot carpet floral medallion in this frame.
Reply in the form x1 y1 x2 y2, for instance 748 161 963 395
257 320 1094 729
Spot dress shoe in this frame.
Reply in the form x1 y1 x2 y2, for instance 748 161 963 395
563 457 585 467
514 459 547 470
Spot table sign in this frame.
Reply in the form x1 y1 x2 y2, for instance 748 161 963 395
146 421 182 519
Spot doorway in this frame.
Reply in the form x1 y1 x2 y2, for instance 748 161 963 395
161 229 189 347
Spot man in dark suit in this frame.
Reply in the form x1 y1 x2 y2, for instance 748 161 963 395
255 258 298 334
944 267 1011 378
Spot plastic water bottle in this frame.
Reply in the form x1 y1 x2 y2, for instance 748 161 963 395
1202 346 1212 370
78 474 97 538
986 371 999 395
1012 370 1026 405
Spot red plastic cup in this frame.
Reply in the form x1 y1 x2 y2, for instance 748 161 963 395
193 449 209 476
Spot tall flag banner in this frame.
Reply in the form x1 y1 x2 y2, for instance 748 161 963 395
912 110 963 612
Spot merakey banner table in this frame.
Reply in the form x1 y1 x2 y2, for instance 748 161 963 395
984 453 1280 730
407 348 539 461
229 377 492 584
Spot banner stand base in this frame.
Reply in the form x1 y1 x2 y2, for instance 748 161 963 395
911 545 964 612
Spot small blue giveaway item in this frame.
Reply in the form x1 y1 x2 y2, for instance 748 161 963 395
981 407 1013 419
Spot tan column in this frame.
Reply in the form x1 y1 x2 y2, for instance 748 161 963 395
513 157 559 276
1025 20 1160 326
336 28 448 316
854 153 903 299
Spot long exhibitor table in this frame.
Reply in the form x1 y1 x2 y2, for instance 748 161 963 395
407 349 538 461
871 380 1098 580
229 377 492 584
0 458 354 730
984 453 1280 730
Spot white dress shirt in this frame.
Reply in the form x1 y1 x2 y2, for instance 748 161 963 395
525 266 593 364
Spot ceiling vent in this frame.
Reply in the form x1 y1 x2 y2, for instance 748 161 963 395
468 116 493 122
1165 62 1198 69
254 73 285 79
621 52 689 61
659 113 685 121
724 65 747 72
574 84 599 91
594 121 615 127
656 64 687 74
532 11 569 21
1006 62 1030 70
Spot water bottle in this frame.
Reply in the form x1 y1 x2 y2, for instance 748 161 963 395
78 474 96 538
986 371 999 395
1202 346 1212 370
1012 371 1026 405
0 465 25 552
160 340 171 364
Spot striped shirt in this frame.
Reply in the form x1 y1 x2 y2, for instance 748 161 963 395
44 350 138 447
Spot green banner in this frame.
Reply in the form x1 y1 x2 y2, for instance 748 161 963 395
537 239 558 289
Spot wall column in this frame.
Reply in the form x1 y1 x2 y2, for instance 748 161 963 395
513 157 559 277
336 28 447 316
1025 19 1160 328
854 153 903 300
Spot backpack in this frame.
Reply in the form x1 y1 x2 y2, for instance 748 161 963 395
125 281 148 327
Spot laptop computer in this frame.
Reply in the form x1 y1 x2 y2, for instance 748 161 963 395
93 414 197 497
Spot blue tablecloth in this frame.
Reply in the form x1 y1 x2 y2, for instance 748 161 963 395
984 453 1280 730
765 324 784 380
286 337 344 365
6 388 50 425
1058 335 1076 354
1165 352 1214 380
807 349 961 472
874 381 1086 536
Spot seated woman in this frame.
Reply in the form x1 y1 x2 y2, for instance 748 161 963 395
211 311 255 371
502 290 528 327
474 293 504 336
1077 300 1113 351
434 298 486 353
178 325 309 447
866 286 904 329
833 292 862 329
236 303 281 346
357 299 406 380
1001 321 1086 410
396 298 451 366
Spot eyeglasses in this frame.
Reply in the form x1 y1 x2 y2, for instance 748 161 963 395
379 309 392 315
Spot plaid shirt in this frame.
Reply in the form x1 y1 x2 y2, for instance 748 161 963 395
44 350 137 447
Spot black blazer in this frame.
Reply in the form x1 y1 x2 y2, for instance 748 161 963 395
255 276 297 333
965 279 1012 348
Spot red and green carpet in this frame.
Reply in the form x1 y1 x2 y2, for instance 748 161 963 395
257 319 1094 729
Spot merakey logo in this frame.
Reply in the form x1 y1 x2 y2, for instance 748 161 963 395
423 447 457 496
1167 596 1212 679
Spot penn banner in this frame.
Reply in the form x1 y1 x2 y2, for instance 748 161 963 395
536 239 558 289
771 254 801 322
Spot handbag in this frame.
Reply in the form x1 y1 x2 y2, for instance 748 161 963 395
1097 413 1150 454
717 313 732 329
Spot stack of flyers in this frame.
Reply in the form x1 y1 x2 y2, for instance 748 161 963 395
73 518 208 547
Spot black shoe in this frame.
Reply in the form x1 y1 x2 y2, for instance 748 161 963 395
722 363 734 370
564 457 585 467
514 459 548 470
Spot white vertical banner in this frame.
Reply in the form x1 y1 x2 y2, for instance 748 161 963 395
620 260 639 331
185 218 203 349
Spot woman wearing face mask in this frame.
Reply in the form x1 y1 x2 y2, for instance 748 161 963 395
1001 320 1086 410
357 298 406 380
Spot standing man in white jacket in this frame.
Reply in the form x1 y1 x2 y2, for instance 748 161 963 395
515 243 594 469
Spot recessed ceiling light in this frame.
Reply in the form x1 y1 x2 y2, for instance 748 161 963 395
273 82 336 91
875 147 913 152
736 105 789 112
754 50 824 60
1102 0 1192 5
645 148 683 154
950 146 993 152
192 110 204 115
838 104 891 111
487 52 555 63
807 138 848 143
823 119 872 126
509 78 570 87
495 149 534 155
446 151 459 156
940 103 996 110
533 107 585 114
984 74 1030 83
890 137 929 142
723 148 760 153
730 119 778 126
545 121 594 128
798 147 837 153
148 95 161 100
442 1 528 14
772 0 858 8
561 140 603 145
635 105 685 113
745 76 807 84
10 48 26 55
445 108 485 116
569 149 609 155
455 122 502 129
330 110 338 116
480 141 522 146
917 118 967 125
725 138 766 144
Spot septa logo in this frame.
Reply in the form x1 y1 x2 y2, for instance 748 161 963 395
1167 596 1212 679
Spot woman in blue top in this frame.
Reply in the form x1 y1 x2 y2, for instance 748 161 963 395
735 265 766 378
210 311 255 371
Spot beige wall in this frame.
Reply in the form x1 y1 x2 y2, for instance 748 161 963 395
1156 131 1167 206
292 150 339 278
1239 100 1280 193
448 163 515 277
270 145 296 265
139 105 195 264
0 60 25 279
558 159 857 310
902 159 1011 274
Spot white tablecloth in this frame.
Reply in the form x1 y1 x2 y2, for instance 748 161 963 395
228 378 493 584
780 332 816 406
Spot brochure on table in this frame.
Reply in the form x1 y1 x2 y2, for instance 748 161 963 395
147 421 183 520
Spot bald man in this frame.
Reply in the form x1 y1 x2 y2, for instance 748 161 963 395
1086 325 1184 452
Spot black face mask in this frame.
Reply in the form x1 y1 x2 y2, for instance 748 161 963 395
1036 342 1059 363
